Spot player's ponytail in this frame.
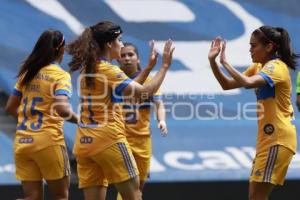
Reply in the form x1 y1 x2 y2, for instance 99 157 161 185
67 27 99 87
275 27 299 70
67 21 122 87
17 29 65 86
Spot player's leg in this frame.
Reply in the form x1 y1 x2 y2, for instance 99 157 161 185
93 141 140 200
248 182 274 200
35 146 70 200
15 152 44 200
47 176 70 200
76 155 108 200
129 136 151 199
21 181 44 200
249 145 294 200
116 136 150 200
115 177 140 200
139 180 146 197
82 186 107 200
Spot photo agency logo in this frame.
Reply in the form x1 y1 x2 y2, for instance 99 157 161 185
58 74 263 123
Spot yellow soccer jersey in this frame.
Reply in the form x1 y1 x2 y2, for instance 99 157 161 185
13 63 72 154
243 59 297 154
122 76 162 137
73 60 133 157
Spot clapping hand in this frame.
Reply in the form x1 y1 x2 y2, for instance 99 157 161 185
162 39 175 69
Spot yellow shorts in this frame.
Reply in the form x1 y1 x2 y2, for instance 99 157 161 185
76 141 139 188
250 145 294 185
76 156 109 189
14 145 70 181
127 136 151 181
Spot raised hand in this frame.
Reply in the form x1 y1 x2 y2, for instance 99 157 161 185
220 39 228 65
147 40 158 69
162 39 175 69
208 37 222 61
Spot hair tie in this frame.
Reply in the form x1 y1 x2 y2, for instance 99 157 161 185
257 28 279 49
56 36 65 50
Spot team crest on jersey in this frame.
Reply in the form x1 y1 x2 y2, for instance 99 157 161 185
264 124 274 135
263 64 275 73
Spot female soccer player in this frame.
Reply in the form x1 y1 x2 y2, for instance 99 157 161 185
208 26 299 200
5 29 78 200
116 42 167 200
67 21 174 200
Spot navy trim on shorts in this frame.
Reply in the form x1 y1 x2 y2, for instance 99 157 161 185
60 146 70 177
118 143 137 178
263 145 278 182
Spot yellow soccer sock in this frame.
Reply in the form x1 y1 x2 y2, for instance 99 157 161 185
116 192 123 200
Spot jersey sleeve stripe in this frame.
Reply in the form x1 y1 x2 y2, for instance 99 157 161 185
259 72 274 87
115 78 133 95
54 89 72 98
12 88 22 96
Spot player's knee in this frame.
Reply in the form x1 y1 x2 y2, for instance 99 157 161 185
138 190 143 200
52 189 69 200
24 192 43 200
248 192 265 200
248 192 255 200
